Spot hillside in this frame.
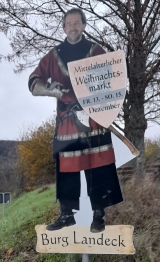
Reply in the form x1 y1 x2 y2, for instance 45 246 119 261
0 140 18 158
0 140 20 192
0 178 159 262
0 184 61 261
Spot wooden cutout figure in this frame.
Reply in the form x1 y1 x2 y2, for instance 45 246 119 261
28 8 137 254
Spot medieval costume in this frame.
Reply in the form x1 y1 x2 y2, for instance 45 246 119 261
28 35 123 230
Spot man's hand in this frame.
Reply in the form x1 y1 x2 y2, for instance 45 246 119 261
32 80 69 99
48 82 70 98
48 81 64 90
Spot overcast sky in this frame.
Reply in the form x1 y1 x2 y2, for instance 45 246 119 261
0 33 57 140
0 33 160 141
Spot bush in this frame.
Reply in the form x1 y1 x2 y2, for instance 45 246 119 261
16 117 56 190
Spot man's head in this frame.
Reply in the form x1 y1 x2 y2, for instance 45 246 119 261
63 8 87 44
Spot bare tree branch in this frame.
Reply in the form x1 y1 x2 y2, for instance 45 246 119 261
143 1 160 41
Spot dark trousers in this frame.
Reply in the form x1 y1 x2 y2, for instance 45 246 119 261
57 163 123 211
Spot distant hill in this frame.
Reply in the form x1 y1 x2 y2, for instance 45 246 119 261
0 140 18 158
0 140 20 192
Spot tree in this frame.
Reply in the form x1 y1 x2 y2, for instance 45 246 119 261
0 0 160 173
145 137 160 163
16 118 56 189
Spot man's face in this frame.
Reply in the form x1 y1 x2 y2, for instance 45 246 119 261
64 13 86 44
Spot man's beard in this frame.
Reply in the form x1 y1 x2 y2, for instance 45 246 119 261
67 31 82 44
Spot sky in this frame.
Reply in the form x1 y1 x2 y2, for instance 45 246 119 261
0 33 57 140
0 33 160 141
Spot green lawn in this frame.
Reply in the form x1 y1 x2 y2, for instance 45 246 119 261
0 185 60 260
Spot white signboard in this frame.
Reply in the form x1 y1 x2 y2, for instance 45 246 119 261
35 225 135 254
68 50 127 128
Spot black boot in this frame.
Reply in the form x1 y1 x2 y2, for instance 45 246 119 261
90 209 105 233
46 211 76 231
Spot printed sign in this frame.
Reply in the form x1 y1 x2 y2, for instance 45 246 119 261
35 225 135 254
68 50 127 128
0 192 11 204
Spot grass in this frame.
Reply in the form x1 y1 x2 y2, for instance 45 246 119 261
0 185 60 261
0 176 159 262
88 175 160 262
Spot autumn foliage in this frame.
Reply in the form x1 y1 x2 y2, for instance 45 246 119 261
145 137 160 163
16 118 56 189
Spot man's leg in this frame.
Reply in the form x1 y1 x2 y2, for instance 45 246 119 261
46 171 80 231
85 163 123 233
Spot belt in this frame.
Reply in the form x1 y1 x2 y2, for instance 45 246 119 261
58 100 82 112
57 101 91 132
58 101 82 123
